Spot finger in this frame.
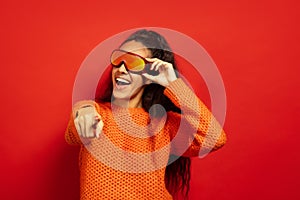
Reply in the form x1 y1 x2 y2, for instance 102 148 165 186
86 115 95 138
149 61 158 70
94 126 99 138
96 120 104 138
89 114 102 138
78 116 85 137
94 114 101 123
155 62 165 71
74 117 82 136
91 116 100 137
145 57 159 62
145 58 159 70
92 115 101 128
151 61 158 71
82 115 89 138
154 60 169 71
83 115 89 137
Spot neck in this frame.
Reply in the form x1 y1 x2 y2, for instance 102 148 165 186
112 93 143 108
112 86 145 108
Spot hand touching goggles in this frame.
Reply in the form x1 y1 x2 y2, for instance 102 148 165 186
110 49 158 75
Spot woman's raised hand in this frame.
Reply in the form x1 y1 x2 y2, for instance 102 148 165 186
73 103 103 138
142 58 177 87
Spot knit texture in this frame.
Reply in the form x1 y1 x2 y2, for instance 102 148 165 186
65 78 226 200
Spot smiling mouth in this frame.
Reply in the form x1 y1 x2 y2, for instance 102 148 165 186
115 78 131 86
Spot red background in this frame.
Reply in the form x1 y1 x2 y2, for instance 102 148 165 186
1 0 299 199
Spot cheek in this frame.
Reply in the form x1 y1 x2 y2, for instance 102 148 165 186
131 75 145 87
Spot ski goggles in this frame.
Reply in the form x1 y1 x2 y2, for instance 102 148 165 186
110 49 151 73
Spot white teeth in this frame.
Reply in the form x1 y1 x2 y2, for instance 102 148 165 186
116 78 130 84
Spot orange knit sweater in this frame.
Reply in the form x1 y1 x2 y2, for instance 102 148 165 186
65 79 226 200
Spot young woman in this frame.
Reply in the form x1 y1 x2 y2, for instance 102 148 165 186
65 29 226 199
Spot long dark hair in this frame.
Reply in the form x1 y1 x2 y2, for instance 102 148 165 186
97 29 191 198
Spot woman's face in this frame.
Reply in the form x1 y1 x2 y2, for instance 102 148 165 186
111 40 151 107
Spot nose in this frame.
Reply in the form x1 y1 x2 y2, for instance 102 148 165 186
118 63 128 74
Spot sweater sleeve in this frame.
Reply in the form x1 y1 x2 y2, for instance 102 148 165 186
65 113 82 145
164 78 227 157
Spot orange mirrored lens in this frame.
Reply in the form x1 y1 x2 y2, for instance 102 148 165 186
111 50 146 72
125 55 145 71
